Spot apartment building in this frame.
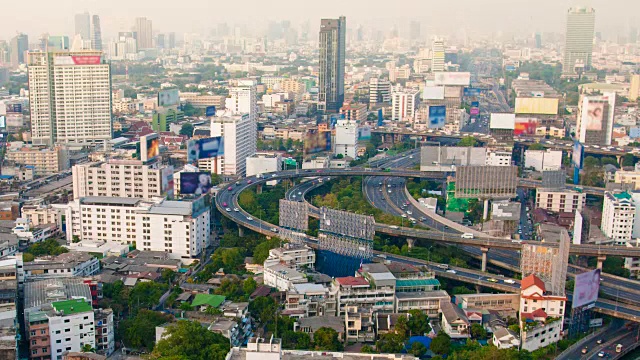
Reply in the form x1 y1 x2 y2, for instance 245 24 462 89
284 283 335 318
535 189 585 213
601 191 636 246
0 258 18 358
369 78 391 104
63 196 210 260
614 168 640 190
211 113 257 177
519 275 566 352
391 88 420 121
440 300 469 339
340 103 367 122
263 264 307 291
344 305 375 343
263 244 316 269
5 146 69 176
179 92 226 109
72 160 174 199
332 264 396 316
22 253 100 282
485 150 513 166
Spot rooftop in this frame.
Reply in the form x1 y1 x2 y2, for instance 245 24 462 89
396 279 441 288
81 196 142 206
52 298 92 315
521 274 546 292
24 278 92 310
335 276 369 287
191 294 226 308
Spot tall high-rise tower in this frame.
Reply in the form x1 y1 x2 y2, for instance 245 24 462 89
92 15 103 51
10 33 28 68
74 12 91 41
318 16 346 114
563 6 596 75
431 38 445 72
27 50 112 146
135 17 154 49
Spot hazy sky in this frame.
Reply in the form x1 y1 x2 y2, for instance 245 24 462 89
2 0 639 41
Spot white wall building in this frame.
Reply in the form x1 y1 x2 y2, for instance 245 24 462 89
334 119 358 159
535 190 585 213
524 149 562 171
48 299 96 358
431 39 445 72
211 113 257 177
246 153 282 177
226 79 258 122
391 88 420 121
263 264 307 291
601 191 635 245
27 50 112 146
519 274 566 352
73 160 174 199
263 244 316 269
485 150 512 166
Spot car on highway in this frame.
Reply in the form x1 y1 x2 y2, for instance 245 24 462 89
419 217 426 221
271 227 278 233
225 208 231 212
389 225 399 229
598 352 605 357
388 190 392 193
222 202 228 207
227 186 233 191
246 216 253 221
247 180 253 184
401 214 407 218
504 279 516 284
446 269 456 274
461 233 474 239
406 211 412 215
437 264 449 269
596 339 603 344
233 208 239 212
486 278 499 283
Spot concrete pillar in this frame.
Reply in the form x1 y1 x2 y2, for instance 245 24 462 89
475 285 482 293
256 184 263 194
406 238 416 249
596 255 607 270
238 227 245 237
481 247 489 272
483 199 490 221
617 155 623 168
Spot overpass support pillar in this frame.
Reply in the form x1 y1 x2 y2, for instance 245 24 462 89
238 227 245 237
483 199 490 221
256 184 263 194
596 255 607 270
406 238 415 250
617 155 623 168
481 247 489 272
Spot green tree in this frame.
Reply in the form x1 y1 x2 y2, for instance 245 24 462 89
601 157 619 167
128 281 168 310
410 342 427 357
430 332 451 356
81 344 95 353
395 315 409 339
623 153 636 167
248 296 277 325
22 253 35 262
252 238 281 264
528 143 546 150
160 269 176 284
243 277 257 296
452 286 475 295
376 333 405 354
152 320 230 360
180 123 194 137
583 156 601 169
458 136 478 147
282 330 311 350
119 310 172 350
361 344 376 353
407 310 431 336
313 327 343 351
179 302 194 311
470 323 488 340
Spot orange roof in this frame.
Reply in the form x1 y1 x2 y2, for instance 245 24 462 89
336 276 369 287
521 274 546 291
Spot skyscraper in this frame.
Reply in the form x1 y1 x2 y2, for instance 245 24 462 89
318 16 346 114
74 12 91 41
27 50 112 146
410 21 421 41
92 15 103 51
168 33 176 49
431 38 445 72
135 17 153 49
563 6 596 75
576 92 615 145
10 33 28 68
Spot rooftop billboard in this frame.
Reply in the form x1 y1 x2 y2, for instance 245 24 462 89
434 72 471 86
572 269 600 309
490 113 516 130
514 97 559 115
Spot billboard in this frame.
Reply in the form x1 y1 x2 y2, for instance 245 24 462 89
572 269 601 309
9 104 21 113
585 101 605 131
161 167 175 198
434 72 471 86
470 108 480 116
514 117 539 136
572 141 584 169
490 113 516 130
180 172 213 195
279 199 309 231
589 319 603 328
573 211 583 245
304 130 331 154
53 55 101 66
423 86 445 100
428 106 446 128
514 97 559 115
463 88 481 97
158 89 180 107
140 133 160 162
187 137 224 162
205 106 216 117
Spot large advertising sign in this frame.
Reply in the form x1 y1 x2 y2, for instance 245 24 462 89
54 55 102 66
572 141 584 169
514 117 539 136
140 133 160 162
428 106 446 128
490 113 516 130
161 167 175 198
9 104 21 113
515 98 559 115
180 172 213 195
464 88 481 97
205 106 216 117
470 101 480 116
423 86 445 100
585 102 605 131
304 130 331 154
187 137 224 162
158 89 180 107
434 72 471 86
572 269 601 309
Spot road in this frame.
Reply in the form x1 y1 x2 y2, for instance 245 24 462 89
582 323 639 359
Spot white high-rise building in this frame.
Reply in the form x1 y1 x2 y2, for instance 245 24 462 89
431 39 445 72
563 6 596 75
576 92 615 146
27 50 112 146
334 119 358 159
369 77 391 104
601 191 636 245
72 159 174 199
391 88 420 121
211 113 257 176
74 12 91 41
226 79 258 122
134 17 153 49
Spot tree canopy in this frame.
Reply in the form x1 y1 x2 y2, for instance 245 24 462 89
312 327 343 351
119 310 172 350
152 320 230 360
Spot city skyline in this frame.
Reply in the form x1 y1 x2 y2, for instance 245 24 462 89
1 0 639 41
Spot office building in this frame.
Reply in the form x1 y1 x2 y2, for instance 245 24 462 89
211 113 256 177
92 15 103 51
431 39 445 72
519 275 567 352
391 88 420 121
135 17 154 49
630 74 640 102
180 92 226 109
485 150 512 166
576 92 615 145
46 36 70 51
74 12 91 41
226 79 258 122
318 16 346 113
72 159 174 199
27 50 112 146
4 145 69 176
601 191 636 245
339 103 367 122
334 119 358 158
410 21 421 41
369 77 391 104
524 149 562 171
563 6 596 75
10 33 28 68
152 108 184 132
535 189 585 213
246 153 282 177
63 196 210 260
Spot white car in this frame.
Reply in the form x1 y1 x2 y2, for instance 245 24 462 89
446 270 457 274
504 279 516 284
388 190 392 193
406 211 412 215
246 216 253 221
233 208 239 212
401 214 407 218
461 233 474 239
225 208 231 212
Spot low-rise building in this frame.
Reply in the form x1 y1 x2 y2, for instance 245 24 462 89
264 244 316 270
246 153 282 177
344 305 375 343
294 316 344 341
23 253 100 282
440 300 469 339
263 264 307 291
492 327 520 349
535 189 585 213
519 274 566 352
394 291 450 317
284 283 334 318
4 145 69 176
